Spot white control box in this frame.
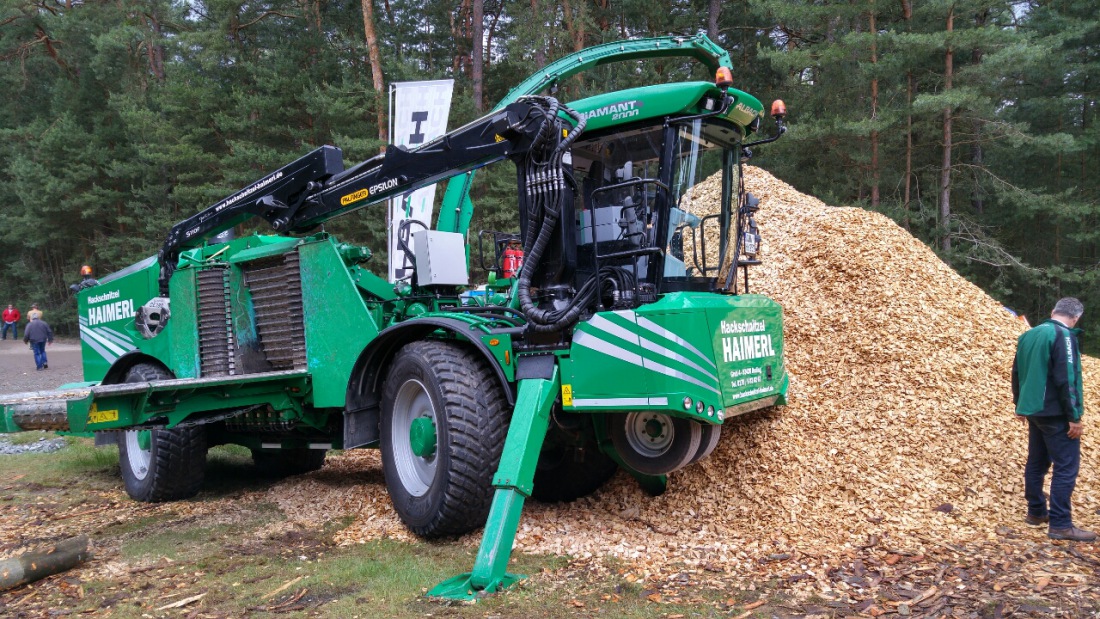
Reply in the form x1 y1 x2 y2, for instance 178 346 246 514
412 230 469 286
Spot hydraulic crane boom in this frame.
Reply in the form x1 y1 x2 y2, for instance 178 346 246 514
157 98 573 294
158 34 739 293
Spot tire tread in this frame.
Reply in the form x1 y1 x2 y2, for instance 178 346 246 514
384 340 508 537
119 363 208 502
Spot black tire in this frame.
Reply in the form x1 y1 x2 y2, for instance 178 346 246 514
380 340 508 538
118 363 208 502
251 448 327 476
608 411 701 476
688 422 722 465
531 441 618 503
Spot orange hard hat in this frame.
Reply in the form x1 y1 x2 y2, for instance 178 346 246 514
81 265 93 276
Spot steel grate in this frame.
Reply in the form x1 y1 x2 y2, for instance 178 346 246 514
197 267 236 377
242 251 307 370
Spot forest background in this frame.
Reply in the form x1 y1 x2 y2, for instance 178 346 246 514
0 0 1096 349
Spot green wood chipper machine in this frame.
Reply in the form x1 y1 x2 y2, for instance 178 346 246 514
0 34 788 599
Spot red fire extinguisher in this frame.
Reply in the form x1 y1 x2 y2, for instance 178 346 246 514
502 242 524 279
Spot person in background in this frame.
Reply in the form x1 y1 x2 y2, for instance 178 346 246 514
1012 297 1094 541
22 314 53 371
1 304 20 340
27 303 42 321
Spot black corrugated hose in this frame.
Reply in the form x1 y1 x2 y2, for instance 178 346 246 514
513 96 597 333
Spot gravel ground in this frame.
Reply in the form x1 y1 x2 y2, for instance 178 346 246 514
0 337 85 453
0 435 68 454
0 337 85 392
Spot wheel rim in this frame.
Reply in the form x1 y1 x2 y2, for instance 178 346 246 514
124 430 152 481
391 379 438 497
623 412 674 457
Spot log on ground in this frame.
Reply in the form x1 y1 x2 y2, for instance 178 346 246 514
0 535 90 591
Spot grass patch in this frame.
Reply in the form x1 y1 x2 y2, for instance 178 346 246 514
1 439 758 618
0 436 119 489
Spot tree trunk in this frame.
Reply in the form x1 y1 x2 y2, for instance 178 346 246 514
869 0 880 208
472 0 484 113
901 0 913 230
141 11 166 83
708 0 720 40
561 0 585 52
904 70 913 230
970 124 984 214
361 0 388 142
456 0 471 77
969 13 987 215
939 7 954 252
531 0 546 67
486 2 503 69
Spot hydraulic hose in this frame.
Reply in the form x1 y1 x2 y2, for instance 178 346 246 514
514 97 590 333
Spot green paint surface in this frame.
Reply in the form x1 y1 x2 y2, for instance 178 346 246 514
298 239 381 407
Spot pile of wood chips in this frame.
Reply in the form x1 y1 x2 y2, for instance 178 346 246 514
276 166 1099 576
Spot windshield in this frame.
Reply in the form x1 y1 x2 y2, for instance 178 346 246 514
668 119 740 288
569 118 742 306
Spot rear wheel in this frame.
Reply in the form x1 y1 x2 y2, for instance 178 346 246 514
251 448 326 476
381 340 508 538
532 441 618 503
118 363 208 502
609 411 701 476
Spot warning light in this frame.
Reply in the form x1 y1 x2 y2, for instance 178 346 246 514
771 100 787 120
715 67 733 88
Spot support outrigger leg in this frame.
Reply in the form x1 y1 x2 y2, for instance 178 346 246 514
429 367 559 601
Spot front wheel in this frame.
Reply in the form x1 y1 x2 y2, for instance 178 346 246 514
380 340 508 538
117 363 208 502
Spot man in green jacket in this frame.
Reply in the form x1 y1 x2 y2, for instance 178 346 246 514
1012 297 1094 541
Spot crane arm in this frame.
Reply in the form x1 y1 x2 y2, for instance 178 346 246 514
157 99 569 294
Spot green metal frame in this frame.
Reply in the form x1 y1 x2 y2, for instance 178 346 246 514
435 34 735 236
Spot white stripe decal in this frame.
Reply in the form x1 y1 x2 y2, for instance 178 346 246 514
588 315 718 382
573 330 720 396
99 325 134 345
573 330 644 366
80 325 129 357
87 326 130 357
80 331 119 365
587 314 642 346
572 397 669 407
634 314 717 370
79 320 134 350
93 326 133 349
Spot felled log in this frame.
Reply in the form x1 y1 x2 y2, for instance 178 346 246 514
0 535 90 591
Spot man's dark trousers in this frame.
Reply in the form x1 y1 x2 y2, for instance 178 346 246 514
30 341 47 370
1025 415 1081 529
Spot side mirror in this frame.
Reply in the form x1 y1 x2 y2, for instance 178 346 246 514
744 193 760 213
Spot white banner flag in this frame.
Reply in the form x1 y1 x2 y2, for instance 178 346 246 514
389 79 455 281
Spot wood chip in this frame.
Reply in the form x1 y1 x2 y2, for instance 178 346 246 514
283 167 1100 577
154 592 206 611
262 576 303 600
